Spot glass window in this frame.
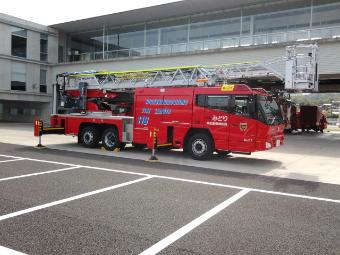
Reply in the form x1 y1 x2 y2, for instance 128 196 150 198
11 27 27 58
207 95 231 112
11 62 26 91
254 8 310 34
106 33 119 51
234 96 249 116
40 34 48 62
191 9 241 24
257 96 283 125
40 69 47 93
119 30 145 49
11 27 27 37
69 29 104 59
161 24 188 45
146 29 159 47
190 18 241 42
58 46 64 62
146 18 188 30
196 95 206 107
312 3 340 28
242 17 251 35
10 108 18 115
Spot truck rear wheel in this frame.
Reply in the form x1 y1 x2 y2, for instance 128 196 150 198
81 126 100 148
102 128 120 151
188 133 214 160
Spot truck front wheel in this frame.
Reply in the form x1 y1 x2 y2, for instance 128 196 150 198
188 133 214 160
102 128 120 151
81 126 100 148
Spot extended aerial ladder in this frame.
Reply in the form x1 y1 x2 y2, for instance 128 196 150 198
58 44 318 91
53 44 319 114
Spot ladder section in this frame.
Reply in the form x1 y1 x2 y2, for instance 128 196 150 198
285 44 319 92
58 44 318 92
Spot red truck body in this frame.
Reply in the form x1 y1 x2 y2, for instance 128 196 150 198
299 105 327 132
36 84 284 160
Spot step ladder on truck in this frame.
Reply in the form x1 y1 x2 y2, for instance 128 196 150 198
34 44 319 160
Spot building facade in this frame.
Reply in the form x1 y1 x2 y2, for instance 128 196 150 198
1 0 340 122
52 0 340 92
0 13 58 122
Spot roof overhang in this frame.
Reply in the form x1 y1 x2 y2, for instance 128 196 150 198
50 0 280 34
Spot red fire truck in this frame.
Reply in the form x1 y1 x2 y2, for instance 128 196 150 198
35 65 285 160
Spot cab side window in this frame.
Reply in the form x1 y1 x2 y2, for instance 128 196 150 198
207 96 231 112
196 94 232 112
234 96 249 116
196 95 231 112
196 95 206 107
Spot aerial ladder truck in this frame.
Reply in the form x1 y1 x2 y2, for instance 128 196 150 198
35 44 319 160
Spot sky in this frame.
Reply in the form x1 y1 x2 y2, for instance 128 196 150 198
1 0 181 25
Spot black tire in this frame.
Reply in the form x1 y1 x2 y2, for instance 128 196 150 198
188 133 214 160
102 128 120 151
80 126 100 148
119 142 127 150
284 129 292 134
216 150 231 157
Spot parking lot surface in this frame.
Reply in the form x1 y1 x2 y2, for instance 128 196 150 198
1 123 340 185
0 143 340 255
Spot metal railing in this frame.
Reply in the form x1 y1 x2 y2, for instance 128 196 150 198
68 26 340 63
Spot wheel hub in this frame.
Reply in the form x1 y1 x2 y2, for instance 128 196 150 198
192 139 207 155
83 132 93 144
104 132 116 147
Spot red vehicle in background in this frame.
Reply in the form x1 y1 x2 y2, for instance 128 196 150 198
299 105 327 133
34 68 285 160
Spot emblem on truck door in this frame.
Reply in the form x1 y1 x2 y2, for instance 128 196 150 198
240 123 248 131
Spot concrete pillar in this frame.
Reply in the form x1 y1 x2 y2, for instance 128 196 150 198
0 59 11 90
48 34 58 64
27 30 40 61
0 23 11 55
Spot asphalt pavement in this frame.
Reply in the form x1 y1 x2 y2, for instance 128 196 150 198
0 142 339 255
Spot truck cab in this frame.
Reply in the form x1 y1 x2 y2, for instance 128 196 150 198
133 84 284 160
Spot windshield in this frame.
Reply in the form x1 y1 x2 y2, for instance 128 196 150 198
257 96 284 125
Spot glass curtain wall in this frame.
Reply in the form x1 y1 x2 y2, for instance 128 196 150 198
65 2 340 62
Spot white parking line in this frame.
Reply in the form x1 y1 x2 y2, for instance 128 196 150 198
0 246 27 255
0 154 148 177
0 176 152 221
0 166 81 182
1 154 340 204
154 175 340 204
0 158 25 164
140 189 250 255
